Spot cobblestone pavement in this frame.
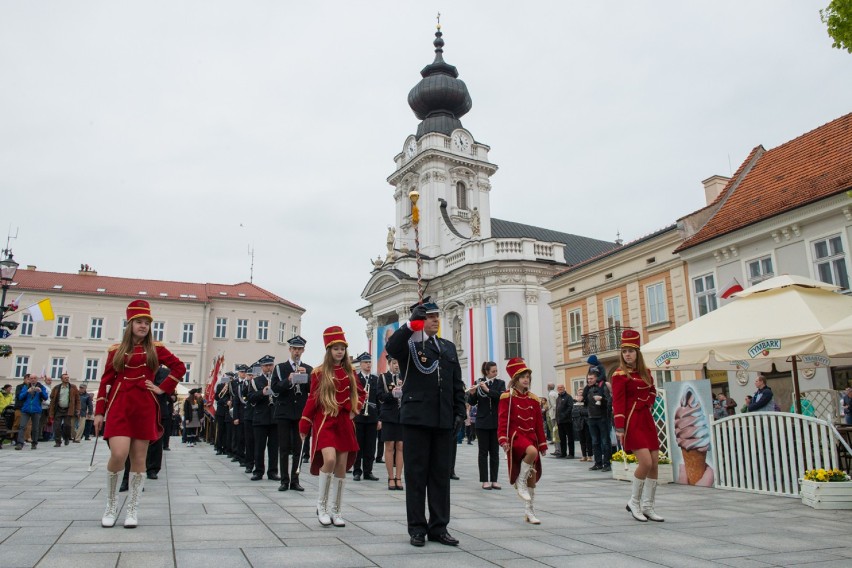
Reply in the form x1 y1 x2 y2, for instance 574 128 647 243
2 437 851 567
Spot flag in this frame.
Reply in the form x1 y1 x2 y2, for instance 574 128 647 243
7 292 23 312
27 298 55 321
720 277 744 300
204 355 224 417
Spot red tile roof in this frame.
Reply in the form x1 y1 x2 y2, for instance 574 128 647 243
9 269 304 311
677 113 852 252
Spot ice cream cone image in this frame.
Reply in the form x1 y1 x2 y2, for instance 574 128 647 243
674 386 711 485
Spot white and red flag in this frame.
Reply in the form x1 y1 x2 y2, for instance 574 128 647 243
720 277 744 300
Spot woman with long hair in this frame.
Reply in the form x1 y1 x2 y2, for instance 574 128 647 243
93 300 185 528
183 390 203 447
468 361 505 490
612 329 663 522
497 358 547 524
299 326 365 527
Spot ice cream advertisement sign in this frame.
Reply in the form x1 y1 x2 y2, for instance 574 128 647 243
664 380 715 487
747 339 781 358
654 349 679 367
801 354 830 367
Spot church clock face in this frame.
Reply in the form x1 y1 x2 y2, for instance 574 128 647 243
406 140 417 158
452 133 471 152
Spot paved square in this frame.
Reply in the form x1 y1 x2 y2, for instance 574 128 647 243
1 438 850 567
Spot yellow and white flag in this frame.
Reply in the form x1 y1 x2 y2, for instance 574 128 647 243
27 298 55 322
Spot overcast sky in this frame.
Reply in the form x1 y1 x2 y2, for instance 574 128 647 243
2 1 851 363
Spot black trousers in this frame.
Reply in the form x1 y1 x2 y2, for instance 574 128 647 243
354 421 378 475
588 418 611 467
449 420 463 474
558 421 575 457
161 414 172 449
253 422 278 475
215 415 228 451
276 418 301 483
476 428 499 482
55 412 73 444
243 419 255 467
232 418 244 460
147 431 165 474
375 426 384 461
403 425 453 537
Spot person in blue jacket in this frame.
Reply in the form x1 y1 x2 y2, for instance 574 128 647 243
15 374 48 450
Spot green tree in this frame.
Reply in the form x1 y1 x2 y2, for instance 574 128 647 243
821 0 852 53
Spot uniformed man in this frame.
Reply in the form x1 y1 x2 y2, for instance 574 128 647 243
247 355 280 481
240 364 256 474
386 297 465 548
271 335 313 492
215 372 233 456
352 352 381 482
229 370 244 465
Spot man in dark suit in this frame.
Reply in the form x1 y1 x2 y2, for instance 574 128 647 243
228 371 244 464
247 355 280 482
271 335 313 491
353 352 381 481
214 372 233 455
386 297 465 548
237 364 255 473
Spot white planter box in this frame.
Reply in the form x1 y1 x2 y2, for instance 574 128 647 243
611 463 673 484
800 479 852 510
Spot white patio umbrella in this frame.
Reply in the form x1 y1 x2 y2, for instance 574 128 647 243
823 312 852 357
642 275 852 411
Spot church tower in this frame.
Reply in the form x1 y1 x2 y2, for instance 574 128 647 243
387 23 498 262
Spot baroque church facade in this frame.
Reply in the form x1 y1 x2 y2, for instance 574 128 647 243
358 26 615 393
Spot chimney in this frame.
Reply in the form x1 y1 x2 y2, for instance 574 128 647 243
26 265 37 271
702 175 730 205
78 263 97 276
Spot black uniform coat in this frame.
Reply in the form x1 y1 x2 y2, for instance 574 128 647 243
240 380 255 421
229 377 242 420
469 378 505 430
271 361 313 421
215 380 232 421
353 372 380 424
247 374 275 426
377 371 402 423
386 326 465 430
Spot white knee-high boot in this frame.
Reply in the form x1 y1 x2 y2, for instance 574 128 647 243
329 476 346 527
102 471 119 528
641 478 664 522
316 472 333 526
515 461 532 502
123 472 145 528
626 477 647 522
524 487 541 524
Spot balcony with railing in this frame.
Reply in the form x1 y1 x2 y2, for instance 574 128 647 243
581 325 633 356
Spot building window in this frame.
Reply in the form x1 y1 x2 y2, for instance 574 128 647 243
813 235 849 290
14 355 30 378
257 320 269 341
20 313 33 336
693 274 718 317
55 315 70 338
182 323 195 344
183 362 192 383
50 357 66 379
654 370 673 389
456 181 467 210
152 321 165 342
646 282 667 325
278 322 286 344
571 378 586 397
291 325 298 337
85 359 100 381
568 309 583 344
121 319 128 336
90 317 104 340
215 317 227 339
603 296 622 327
236 319 248 340
504 312 522 359
747 255 774 286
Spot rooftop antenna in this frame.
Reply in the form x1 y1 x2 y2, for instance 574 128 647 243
4 226 18 256
248 244 255 283
615 230 623 246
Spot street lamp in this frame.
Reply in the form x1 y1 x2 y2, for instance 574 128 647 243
0 250 19 326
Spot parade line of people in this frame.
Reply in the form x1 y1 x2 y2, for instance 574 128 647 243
77 298 665 544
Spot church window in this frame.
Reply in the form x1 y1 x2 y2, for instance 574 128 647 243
456 181 467 210
504 312 522 359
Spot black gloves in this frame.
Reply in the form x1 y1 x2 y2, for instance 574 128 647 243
454 415 464 432
411 304 428 321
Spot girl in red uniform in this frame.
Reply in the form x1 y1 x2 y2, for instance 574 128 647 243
299 326 365 527
612 329 664 522
498 357 548 525
94 300 185 528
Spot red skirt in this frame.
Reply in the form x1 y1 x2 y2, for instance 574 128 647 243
624 406 660 453
506 433 542 485
308 412 359 476
104 384 162 442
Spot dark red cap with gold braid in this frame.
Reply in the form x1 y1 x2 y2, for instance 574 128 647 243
126 299 153 322
322 326 348 349
621 329 641 349
506 357 531 379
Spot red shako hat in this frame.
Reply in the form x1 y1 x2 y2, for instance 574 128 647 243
323 326 348 349
506 357 531 379
621 329 641 349
126 299 153 322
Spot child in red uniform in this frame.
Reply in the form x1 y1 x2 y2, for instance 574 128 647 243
94 300 185 528
299 326 365 527
498 357 548 525
612 329 664 522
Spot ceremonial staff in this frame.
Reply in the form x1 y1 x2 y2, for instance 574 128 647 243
408 190 424 303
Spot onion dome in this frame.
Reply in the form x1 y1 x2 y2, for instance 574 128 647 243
407 24 472 139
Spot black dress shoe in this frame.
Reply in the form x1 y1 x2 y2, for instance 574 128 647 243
353 473 361 481
230 456 241 462
147 472 158 480
566 455 576 459
268 473 281 481
163 447 170 451
250 473 263 481
428 532 459 546
119 481 129 492
363 473 379 481
449 474 460 480
290 481 304 492
601 465 612 472
410 534 426 547
278 484 289 492
375 458 384 463
244 466 254 474
589 464 603 471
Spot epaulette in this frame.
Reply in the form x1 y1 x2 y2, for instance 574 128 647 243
528 392 541 403
611 369 627 377
154 341 165 347
500 391 512 400
108 344 120 352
